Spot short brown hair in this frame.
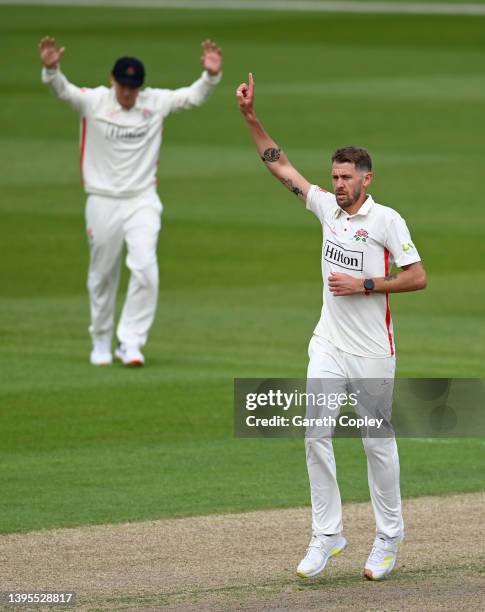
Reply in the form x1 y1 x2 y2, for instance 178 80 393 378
331 146 372 172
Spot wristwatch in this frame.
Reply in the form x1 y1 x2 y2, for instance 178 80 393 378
363 278 375 294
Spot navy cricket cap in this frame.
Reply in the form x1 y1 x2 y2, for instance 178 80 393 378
112 57 145 88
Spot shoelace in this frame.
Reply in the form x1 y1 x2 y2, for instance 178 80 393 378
307 535 332 552
368 545 386 564
368 543 395 565
303 537 325 562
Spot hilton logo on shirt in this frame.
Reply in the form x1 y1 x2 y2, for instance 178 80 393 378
106 125 148 141
324 240 363 271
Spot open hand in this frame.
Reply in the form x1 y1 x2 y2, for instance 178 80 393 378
38 36 65 69
201 39 222 76
236 72 255 116
328 272 364 296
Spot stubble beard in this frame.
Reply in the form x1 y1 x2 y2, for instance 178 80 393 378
337 185 363 209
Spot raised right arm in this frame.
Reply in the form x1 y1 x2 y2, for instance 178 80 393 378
236 73 311 202
38 36 88 112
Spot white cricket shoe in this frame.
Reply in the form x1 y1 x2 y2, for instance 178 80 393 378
297 534 347 578
364 535 401 581
90 339 113 365
114 343 145 367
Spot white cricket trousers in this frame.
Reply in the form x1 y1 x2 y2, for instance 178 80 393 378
85 191 162 348
306 334 403 540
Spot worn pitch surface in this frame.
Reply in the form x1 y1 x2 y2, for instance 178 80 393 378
2 492 484 610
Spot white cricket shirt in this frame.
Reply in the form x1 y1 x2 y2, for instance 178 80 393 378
42 67 221 198
306 185 421 358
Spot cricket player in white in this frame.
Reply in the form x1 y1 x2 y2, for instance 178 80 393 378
38 36 222 366
236 74 427 581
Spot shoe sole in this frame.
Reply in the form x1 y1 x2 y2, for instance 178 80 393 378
90 356 113 366
363 564 395 581
297 539 347 578
114 352 144 367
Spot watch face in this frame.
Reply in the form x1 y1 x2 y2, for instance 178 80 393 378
364 279 375 290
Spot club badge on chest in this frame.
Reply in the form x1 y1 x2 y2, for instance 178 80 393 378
353 228 369 243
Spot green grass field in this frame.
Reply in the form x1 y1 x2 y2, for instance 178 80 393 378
1 4 484 535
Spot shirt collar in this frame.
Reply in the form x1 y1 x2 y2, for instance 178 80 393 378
333 194 374 219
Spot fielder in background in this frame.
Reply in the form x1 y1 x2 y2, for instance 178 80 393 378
236 73 427 581
39 36 222 366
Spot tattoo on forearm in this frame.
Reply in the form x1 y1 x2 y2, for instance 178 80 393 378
261 147 281 163
280 177 303 197
384 274 398 281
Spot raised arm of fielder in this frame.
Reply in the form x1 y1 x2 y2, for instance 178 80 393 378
166 39 222 113
236 73 311 202
38 36 91 112
39 36 222 115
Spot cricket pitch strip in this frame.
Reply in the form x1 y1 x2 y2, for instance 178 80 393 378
2 492 484 610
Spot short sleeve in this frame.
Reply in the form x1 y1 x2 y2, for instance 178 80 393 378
306 185 336 223
385 213 421 267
